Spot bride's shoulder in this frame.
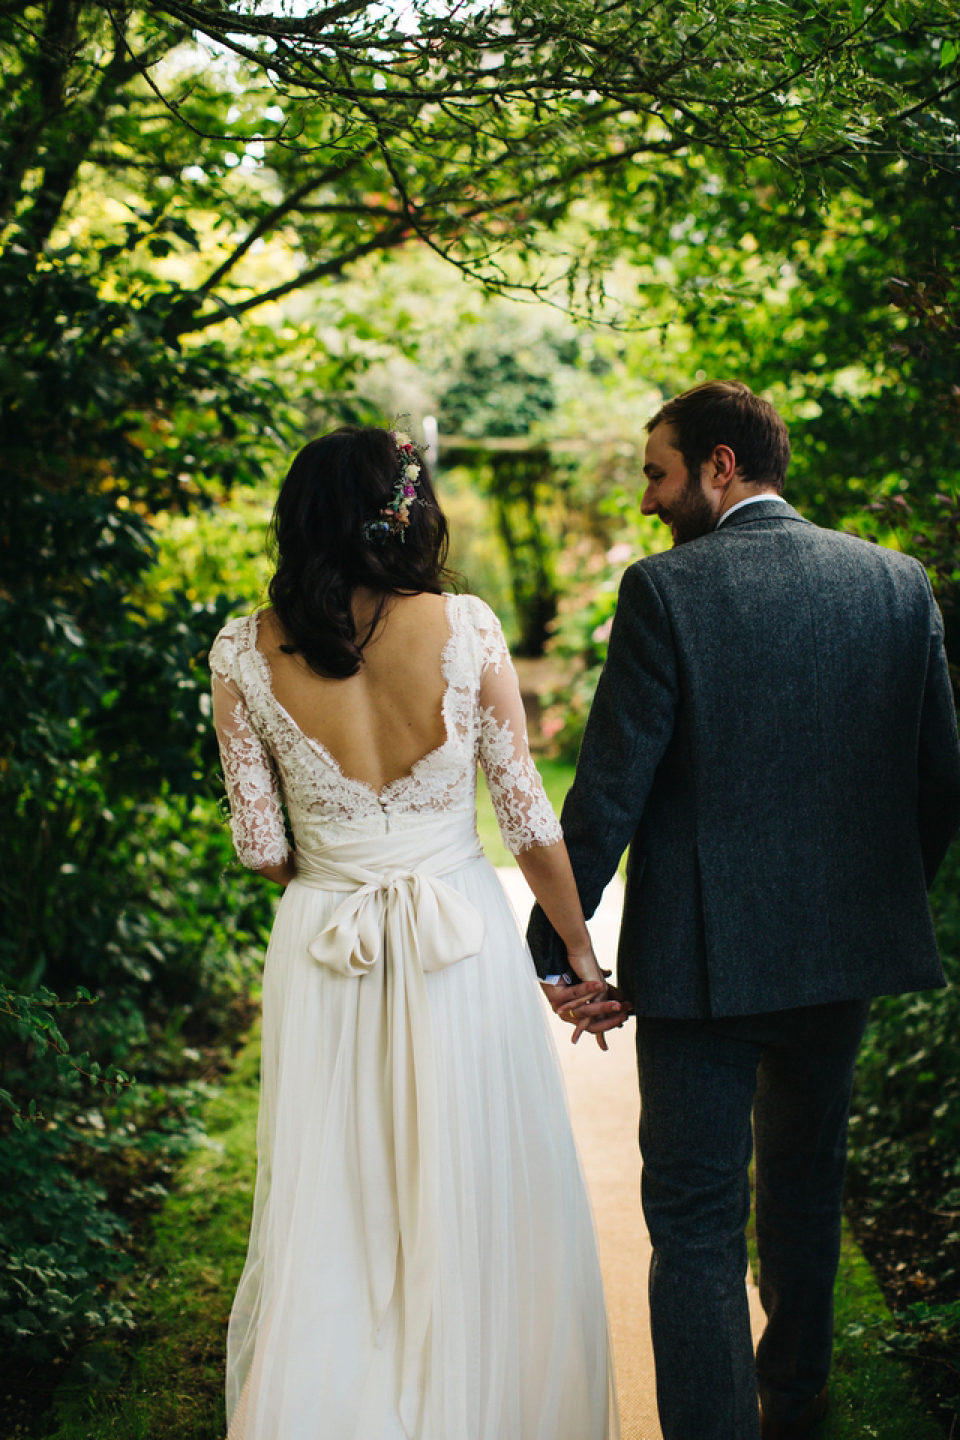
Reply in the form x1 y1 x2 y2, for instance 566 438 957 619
445 591 500 629
445 594 509 670
209 610 259 681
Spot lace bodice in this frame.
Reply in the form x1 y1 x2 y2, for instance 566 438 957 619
209 594 563 868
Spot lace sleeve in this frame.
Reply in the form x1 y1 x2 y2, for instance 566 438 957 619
210 630 291 871
473 604 564 855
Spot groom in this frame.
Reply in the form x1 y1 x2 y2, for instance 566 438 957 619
528 381 960 1440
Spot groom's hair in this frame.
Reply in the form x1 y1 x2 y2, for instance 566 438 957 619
646 381 790 493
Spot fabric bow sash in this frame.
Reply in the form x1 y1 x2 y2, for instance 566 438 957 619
306 866 483 978
295 819 485 1437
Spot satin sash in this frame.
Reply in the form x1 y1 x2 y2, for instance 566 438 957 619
293 816 485 1437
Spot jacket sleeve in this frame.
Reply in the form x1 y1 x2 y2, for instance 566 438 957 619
917 583 960 887
526 561 679 977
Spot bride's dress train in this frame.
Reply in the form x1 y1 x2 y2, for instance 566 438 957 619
211 594 618 1440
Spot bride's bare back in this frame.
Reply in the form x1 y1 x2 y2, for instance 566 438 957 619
256 590 451 795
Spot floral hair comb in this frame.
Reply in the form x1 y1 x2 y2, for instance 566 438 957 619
363 429 423 544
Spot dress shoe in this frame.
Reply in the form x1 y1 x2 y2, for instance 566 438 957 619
760 1386 829 1440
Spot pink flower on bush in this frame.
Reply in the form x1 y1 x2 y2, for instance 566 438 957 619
605 542 632 565
591 617 613 645
541 715 565 740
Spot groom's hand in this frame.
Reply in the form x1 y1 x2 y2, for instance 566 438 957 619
575 983 632 1048
541 979 631 1050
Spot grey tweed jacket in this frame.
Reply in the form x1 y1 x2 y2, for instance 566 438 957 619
527 500 960 1016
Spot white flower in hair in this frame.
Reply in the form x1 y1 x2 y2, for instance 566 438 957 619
362 425 425 544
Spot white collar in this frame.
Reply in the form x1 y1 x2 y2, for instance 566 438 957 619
715 493 788 529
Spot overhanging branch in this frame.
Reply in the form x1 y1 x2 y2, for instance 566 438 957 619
169 219 411 335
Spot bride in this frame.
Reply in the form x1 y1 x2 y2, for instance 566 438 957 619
209 424 621 1440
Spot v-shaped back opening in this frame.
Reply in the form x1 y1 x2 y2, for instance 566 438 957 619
249 598 460 800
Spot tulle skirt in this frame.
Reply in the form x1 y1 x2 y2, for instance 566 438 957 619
226 850 617 1440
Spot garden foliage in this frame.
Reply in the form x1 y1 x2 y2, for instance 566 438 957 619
0 252 287 1356
848 848 960 1427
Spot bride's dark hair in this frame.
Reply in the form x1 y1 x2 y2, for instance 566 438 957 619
267 425 455 678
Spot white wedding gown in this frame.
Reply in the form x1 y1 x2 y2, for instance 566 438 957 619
210 593 617 1440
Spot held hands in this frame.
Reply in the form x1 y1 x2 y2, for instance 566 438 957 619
541 952 632 1051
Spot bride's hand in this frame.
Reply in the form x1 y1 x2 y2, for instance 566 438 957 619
541 977 604 1015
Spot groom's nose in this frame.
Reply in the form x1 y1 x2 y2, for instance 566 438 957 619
640 483 659 515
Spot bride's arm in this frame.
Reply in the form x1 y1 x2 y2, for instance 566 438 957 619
516 837 632 1041
210 632 296 886
513 840 600 985
514 841 629 1046
473 604 626 1041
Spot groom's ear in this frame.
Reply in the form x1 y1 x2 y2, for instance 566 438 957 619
702 443 738 494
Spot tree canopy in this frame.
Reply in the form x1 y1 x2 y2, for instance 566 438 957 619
3 0 958 874
3 0 958 330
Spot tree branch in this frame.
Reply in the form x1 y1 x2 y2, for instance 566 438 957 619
0 0 82 230
169 220 411 336
13 14 143 255
196 146 375 294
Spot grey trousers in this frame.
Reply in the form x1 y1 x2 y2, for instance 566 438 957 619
635 1000 870 1440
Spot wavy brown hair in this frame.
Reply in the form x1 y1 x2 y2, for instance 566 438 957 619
267 426 455 678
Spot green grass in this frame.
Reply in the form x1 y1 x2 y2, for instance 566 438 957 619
827 1232 943 1440
745 1218 942 1440
43 1035 261 1440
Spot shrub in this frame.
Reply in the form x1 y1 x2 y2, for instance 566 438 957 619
0 1127 133 1361
848 843 960 1210
0 796 275 1363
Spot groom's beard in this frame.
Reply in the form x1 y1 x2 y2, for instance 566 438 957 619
661 474 716 546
